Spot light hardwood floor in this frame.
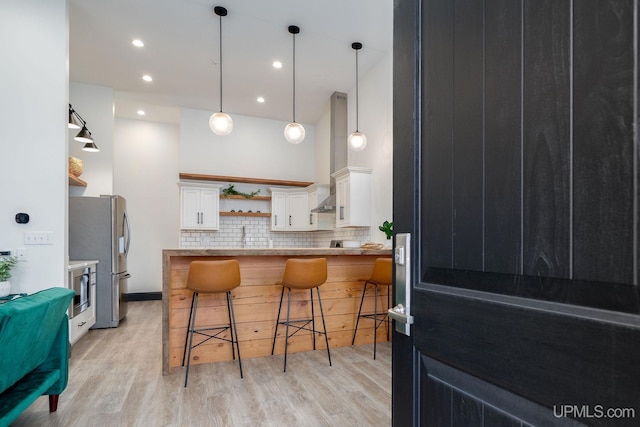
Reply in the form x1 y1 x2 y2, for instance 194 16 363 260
13 301 391 427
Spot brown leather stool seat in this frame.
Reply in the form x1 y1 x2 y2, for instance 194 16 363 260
182 259 243 387
351 258 393 359
271 258 332 372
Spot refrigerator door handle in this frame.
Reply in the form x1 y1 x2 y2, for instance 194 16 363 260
123 210 131 258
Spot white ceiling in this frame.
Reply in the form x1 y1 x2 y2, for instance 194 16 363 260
69 0 393 125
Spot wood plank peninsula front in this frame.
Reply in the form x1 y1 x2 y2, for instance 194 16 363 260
162 248 392 375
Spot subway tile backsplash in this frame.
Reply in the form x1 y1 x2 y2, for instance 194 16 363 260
180 217 371 248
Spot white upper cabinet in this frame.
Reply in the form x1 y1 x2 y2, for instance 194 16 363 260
180 183 221 230
288 193 309 230
270 188 309 231
332 166 372 227
270 192 287 231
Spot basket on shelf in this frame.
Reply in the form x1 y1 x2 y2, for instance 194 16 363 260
68 156 83 177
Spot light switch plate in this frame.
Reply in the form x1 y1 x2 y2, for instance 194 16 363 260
24 232 53 245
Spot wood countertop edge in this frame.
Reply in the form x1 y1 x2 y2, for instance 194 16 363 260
162 248 392 256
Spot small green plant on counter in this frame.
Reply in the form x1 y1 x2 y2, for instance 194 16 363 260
0 256 18 281
379 220 393 240
222 184 261 199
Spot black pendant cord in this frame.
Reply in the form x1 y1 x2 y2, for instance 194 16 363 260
355 47 359 132
292 32 296 123
218 12 223 113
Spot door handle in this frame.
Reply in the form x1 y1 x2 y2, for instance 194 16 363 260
123 210 131 256
388 304 414 325
392 233 412 336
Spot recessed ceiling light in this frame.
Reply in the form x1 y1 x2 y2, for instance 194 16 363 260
257 97 265 103
142 74 153 82
137 110 146 116
132 39 144 47
272 61 283 69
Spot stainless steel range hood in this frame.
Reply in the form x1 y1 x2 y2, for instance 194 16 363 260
312 193 336 213
311 91 347 213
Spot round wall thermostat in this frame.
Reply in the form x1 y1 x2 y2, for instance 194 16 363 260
15 213 29 224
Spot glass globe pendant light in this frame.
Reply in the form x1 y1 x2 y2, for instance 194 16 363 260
284 25 305 144
348 42 367 151
209 6 233 136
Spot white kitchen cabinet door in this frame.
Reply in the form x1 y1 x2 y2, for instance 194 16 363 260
271 192 287 231
180 184 220 230
288 193 308 230
308 190 319 230
333 166 372 227
199 189 219 229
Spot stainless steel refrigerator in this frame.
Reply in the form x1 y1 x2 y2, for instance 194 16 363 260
69 195 131 328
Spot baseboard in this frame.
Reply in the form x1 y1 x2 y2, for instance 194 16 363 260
126 292 162 301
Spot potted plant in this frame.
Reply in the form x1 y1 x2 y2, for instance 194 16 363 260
379 220 393 241
0 256 18 297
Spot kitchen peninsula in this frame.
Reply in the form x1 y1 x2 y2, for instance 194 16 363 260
162 248 392 375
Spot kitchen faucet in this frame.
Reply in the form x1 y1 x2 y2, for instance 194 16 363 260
241 226 247 248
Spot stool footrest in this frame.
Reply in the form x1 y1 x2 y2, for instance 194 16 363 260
276 319 328 339
190 326 234 348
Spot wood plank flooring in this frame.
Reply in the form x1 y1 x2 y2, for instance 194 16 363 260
13 301 391 427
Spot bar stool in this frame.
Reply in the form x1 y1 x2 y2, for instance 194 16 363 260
352 258 393 359
271 258 332 372
182 259 243 387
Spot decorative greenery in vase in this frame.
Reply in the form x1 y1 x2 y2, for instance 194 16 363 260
0 256 18 282
379 220 393 240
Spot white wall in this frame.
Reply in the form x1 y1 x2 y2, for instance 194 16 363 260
0 0 68 294
348 52 393 244
69 82 115 197
114 119 179 293
180 108 316 182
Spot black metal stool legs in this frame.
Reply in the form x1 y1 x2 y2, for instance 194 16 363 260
183 292 199 387
352 283 368 346
272 286 331 372
227 291 243 378
315 287 332 367
271 287 286 356
352 281 389 359
182 290 243 387
284 288 292 372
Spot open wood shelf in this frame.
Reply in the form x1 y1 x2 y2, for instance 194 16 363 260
220 211 271 217
179 172 313 188
220 194 271 201
68 173 87 187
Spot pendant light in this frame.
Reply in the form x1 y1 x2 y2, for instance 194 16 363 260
348 42 367 151
284 25 305 144
209 6 233 136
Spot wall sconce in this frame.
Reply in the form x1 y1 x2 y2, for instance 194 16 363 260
69 104 100 152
